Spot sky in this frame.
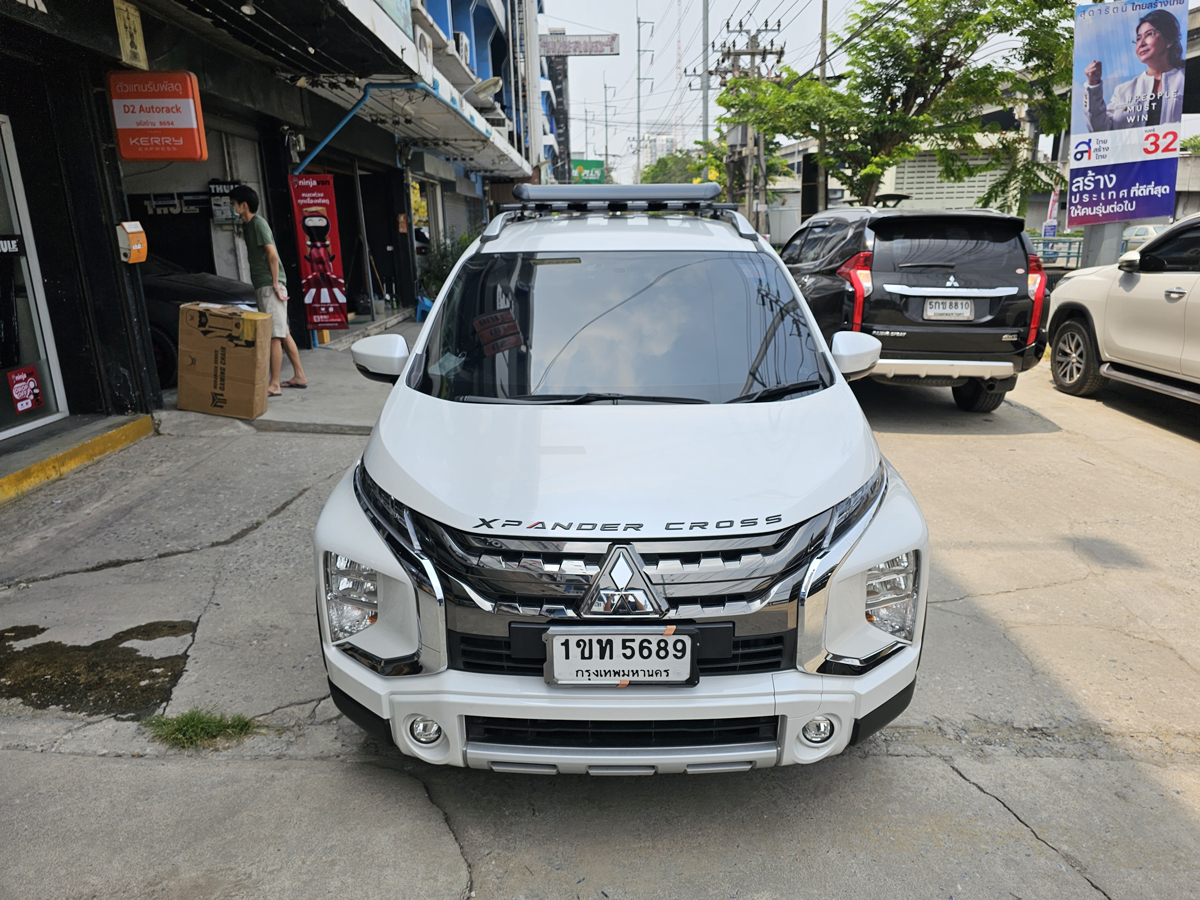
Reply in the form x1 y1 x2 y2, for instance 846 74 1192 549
539 0 1200 184
538 0 858 183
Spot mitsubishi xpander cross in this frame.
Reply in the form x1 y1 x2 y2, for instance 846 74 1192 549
315 183 929 774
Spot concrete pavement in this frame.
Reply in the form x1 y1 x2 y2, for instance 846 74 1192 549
3 344 1200 899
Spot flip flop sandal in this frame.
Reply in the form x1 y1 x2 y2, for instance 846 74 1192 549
283 382 308 389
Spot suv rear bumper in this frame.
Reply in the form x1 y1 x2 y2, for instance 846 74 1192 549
873 359 1015 379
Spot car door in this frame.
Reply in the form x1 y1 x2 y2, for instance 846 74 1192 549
1105 227 1200 374
1181 281 1200 380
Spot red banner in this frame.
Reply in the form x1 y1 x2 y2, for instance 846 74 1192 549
288 175 348 330
108 71 207 162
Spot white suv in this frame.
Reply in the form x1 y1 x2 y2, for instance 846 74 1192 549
314 184 929 774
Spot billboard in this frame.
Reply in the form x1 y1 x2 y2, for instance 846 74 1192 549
572 159 605 184
1068 0 1187 226
107 71 207 162
288 175 349 330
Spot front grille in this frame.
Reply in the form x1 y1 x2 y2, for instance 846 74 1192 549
466 715 779 748
449 628 792 677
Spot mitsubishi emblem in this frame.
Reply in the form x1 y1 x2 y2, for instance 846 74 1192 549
945 275 960 287
580 545 667 617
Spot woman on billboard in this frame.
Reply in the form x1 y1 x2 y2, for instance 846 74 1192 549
1083 9 1185 132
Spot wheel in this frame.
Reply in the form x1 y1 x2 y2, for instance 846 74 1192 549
1051 319 1107 396
952 378 1007 412
149 325 178 389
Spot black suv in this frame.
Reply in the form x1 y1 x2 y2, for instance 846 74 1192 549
780 208 1048 411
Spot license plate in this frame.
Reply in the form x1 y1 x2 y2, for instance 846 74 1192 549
544 627 697 686
923 298 974 321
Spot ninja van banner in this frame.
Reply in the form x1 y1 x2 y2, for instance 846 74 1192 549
288 174 349 329
1069 0 1187 226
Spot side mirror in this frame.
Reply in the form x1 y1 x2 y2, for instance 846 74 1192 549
351 334 409 384
830 331 882 381
1138 253 1166 273
1117 250 1140 272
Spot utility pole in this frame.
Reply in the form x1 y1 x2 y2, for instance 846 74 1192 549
701 0 709 141
818 0 828 212
603 77 615 183
636 3 654 183
716 19 783 232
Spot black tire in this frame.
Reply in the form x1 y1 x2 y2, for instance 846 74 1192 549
952 378 1007 412
149 325 178 389
1051 318 1108 397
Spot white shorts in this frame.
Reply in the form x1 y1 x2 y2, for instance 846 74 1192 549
256 286 289 339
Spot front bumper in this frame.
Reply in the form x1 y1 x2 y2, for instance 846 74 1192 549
315 463 928 772
326 645 920 773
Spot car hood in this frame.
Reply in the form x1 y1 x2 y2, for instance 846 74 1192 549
360 382 880 538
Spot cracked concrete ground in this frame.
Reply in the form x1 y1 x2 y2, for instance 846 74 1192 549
2 341 1200 899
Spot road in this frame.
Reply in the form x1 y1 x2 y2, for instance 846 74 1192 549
2 343 1199 900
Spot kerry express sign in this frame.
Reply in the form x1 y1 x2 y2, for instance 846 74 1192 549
107 71 208 161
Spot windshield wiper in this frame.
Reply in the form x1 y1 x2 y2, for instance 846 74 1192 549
727 380 824 403
460 392 709 404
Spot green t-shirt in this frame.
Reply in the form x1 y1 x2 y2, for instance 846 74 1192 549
242 214 286 289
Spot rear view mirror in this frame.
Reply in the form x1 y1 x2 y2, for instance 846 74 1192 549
351 334 409 384
1117 250 1141 272
830 332 881 381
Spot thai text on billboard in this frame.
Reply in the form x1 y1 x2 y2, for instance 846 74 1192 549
1068 0 1186 226
288 175 349 330
108 71 207 162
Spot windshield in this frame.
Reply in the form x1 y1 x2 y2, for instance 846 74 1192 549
414 250 827 404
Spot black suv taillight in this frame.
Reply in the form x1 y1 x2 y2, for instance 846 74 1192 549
1026 254 1047 346
836 251 873 331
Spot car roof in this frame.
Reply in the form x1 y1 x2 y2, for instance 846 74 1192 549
478 213 760 254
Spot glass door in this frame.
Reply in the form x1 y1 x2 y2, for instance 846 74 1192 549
0 114 67 440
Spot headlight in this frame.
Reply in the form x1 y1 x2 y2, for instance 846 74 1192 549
865 551 918 643
830 463 885 544
324 552 378 642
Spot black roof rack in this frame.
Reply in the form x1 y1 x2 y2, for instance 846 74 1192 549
513 183 722 203
479 182 761 245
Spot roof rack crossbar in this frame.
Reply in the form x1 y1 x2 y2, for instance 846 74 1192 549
496 201 739 213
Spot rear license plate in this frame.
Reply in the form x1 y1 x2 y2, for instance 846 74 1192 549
544 627 697 686
923 298 974 321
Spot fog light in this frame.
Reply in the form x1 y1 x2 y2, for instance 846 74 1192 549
409 716 442 744
802 716 835 744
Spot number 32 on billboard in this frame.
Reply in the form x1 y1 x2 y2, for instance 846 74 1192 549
1144 132 1179 155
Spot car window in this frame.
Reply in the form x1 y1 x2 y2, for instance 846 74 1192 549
418 250 826 404
780 231 806 265
1145 228 1200 272
797 221 851 265
871 217 1026 271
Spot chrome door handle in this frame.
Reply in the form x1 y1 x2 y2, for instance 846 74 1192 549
1164 288 1188 299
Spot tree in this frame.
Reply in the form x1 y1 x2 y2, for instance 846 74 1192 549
642 141 791 207
717 0 1072 213
640 151 701 184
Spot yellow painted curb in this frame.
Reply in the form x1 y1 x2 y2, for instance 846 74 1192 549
0 415 154 504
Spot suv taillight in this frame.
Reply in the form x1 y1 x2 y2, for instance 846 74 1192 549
836 251 873 331
1026 254 1047 347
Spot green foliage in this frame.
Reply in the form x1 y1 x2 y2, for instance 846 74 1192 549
641 151 703 184
717 0 1073 214
641 140 791 205
1181 136 1200 154
144 709 259 749
420 228 481 299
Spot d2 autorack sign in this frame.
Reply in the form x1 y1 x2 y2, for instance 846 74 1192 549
107 71 208 162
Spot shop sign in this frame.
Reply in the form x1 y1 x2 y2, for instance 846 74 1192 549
1068 0 1187 226
288 175 349 330
107 71 208 162
375 0 413 39
113 0 148 70
128 192 211 217
0 235 23 255
572 159 605 184
209 181 240 224
8 365 44 414
539 34 619 56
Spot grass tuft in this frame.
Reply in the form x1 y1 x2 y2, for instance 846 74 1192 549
143 708 260 749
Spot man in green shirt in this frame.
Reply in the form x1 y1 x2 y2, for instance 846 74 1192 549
230 184 307 395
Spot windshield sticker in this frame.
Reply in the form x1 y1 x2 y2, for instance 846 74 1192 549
474 310 525 357
428 351 466 377
530 257 581 266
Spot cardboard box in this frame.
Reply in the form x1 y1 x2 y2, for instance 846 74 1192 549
176 303 271 419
